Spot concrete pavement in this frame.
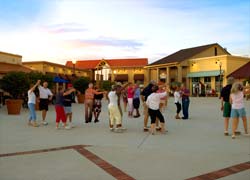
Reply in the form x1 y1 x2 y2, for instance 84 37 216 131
0 97 249 180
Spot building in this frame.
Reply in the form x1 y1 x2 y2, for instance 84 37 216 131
145 43 250 95
0 51 32 78
23 61 90 81
227 61 250 82
65 58 148 85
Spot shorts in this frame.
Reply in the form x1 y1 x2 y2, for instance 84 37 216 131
93 99 102 113
64 106 72 114
133 98 140 109
39 99 49 111
223 102 231 118
230 108 246 118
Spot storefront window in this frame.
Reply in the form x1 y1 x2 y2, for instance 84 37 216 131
192 77 200 95
204 77 211 93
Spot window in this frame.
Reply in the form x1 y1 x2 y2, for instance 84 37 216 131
192 77 200 82
204 77 211 82
214 47 217 56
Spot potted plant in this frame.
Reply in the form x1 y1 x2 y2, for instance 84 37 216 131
72 77 90 103
0 71 30 114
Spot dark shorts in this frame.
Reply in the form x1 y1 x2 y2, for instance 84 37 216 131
39 99 49 111
133 98 140 109
93 99 102 113
223 102 231 118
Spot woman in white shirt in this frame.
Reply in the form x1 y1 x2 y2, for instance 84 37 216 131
28 80 40 127
230 82 249 139
146 85 168 135
174 86 182 119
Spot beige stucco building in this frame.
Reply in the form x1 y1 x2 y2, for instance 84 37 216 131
145 43 250 95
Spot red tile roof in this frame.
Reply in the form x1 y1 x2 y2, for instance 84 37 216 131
0 62 32 74
65 58 148 70
227 61 250 78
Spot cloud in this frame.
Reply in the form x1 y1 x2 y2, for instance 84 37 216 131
42 23 88 34
63 37 143 49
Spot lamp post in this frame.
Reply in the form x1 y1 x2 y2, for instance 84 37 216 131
72 59 76 75
216 60 222 92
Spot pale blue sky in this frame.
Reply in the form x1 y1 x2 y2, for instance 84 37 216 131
0 0 249 64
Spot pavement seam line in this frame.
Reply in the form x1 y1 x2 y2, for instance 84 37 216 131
185 161 250 180
74 146 136 180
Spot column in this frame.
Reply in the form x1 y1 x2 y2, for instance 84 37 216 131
156 68 159 83
166 67 170 85
177 66 182 83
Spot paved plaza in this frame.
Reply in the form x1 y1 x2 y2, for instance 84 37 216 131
0 97 249 180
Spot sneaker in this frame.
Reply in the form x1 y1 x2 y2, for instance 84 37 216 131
232 135 236 139
235 131 241 135
65 125 71 130
120 126 127 131
143 127 149 132
42 121 48 126
156 127 161 131
150 129 155 135
94 119 99 123
243 133 250 137
32 122 39 127
114 128 123 133
55 126 60 130
224 131 229 136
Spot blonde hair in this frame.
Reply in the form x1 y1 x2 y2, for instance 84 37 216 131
231 82 243 94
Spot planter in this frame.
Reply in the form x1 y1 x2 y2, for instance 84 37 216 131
5 99 23 115
77 94 85 104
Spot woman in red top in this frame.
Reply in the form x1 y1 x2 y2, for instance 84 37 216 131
127 83 135 118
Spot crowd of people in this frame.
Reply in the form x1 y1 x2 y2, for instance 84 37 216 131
26 78 250 137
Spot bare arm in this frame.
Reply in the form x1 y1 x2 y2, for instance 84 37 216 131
220 97 224 111
243 86 250 95
29 80 41 93
63 88 76 96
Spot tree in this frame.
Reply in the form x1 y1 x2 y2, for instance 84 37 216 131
0 71 30 99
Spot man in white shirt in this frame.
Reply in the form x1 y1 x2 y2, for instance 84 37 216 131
38 81 53 125
146 85 167 135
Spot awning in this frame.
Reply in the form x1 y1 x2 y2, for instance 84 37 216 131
115 74 128 81
53 76 69 83
187 70 224 78
134 74 144 81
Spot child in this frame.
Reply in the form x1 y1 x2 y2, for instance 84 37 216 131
174 86 182 119
230 82 249 139
146 85 168 135
55 86 75 129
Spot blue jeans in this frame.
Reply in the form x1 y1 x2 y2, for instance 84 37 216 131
28 103 36 121
182 98 190 119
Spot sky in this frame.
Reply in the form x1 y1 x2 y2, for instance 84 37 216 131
0 0 249 64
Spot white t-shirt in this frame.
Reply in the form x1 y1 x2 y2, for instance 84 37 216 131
174 91 181 103
231 91 244 109
108 91 118 107
38 85 53 99
146 92 167 110
28 90 36 104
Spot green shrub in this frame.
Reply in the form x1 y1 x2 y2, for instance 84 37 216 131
73 77 90 94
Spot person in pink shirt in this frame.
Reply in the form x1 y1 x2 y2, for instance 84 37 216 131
230 82 249 139
127 83 135 118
